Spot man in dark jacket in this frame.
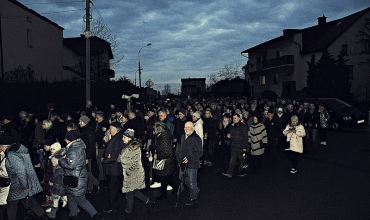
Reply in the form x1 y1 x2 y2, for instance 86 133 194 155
202 109 218 166
78 116 99 195
264 107 282 163
101 122 124 213
179 122 202 206
222 114 248 178
174 108 187 163
94 111 110 186
303 103 320 152
2 116 20 144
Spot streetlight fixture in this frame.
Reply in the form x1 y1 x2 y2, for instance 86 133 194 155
138 43 152 88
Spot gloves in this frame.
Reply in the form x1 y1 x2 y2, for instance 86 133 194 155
51 157 59 166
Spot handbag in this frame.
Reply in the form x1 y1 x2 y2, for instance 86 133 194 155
0 177 10 187
152 159 166 170
62 175 78 188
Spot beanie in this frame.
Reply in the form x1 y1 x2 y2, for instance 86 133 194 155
123 129 135 138
79 116 90 125
179 108 186 116
65 130 81 142
50 142 62 152
192 111 201 119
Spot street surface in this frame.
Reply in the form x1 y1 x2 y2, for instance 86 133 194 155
24 125 370 219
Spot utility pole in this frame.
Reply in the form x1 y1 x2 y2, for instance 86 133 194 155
84 0 91 101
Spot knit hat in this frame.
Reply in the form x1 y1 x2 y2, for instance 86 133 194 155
59 114 68 121
79 116 90 125
43 138 54 147
192 111 201 119
267 107 274 114
110 122 122 129
123 129 134 138
50 142 62 152
65 130 81 142
0 136 14 145
179 108 186 116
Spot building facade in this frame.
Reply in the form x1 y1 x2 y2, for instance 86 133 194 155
0 0 64 81
181 77 206 97
242 7 370 102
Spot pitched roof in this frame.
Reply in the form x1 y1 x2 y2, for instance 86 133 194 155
8 0 64 30
63 36 114 59
241 7 370 54
301 7 370 54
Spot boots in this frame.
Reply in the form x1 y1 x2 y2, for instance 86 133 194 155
41 195 53 207
47 207 58 219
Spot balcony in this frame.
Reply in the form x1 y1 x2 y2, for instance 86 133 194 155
261 55 294 70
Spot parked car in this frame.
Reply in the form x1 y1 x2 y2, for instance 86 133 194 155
296 98 367 130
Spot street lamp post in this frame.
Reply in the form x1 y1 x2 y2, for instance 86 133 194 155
138 43 151 88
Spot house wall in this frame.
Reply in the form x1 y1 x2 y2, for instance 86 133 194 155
0 0 63 81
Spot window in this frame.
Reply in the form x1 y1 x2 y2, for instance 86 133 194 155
260 75 266 85
341 44 348 55
276 50 281 58
273 73 278 84
27 29 33 47
27 16 32 23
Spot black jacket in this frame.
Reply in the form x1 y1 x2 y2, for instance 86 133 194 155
80 123 96 160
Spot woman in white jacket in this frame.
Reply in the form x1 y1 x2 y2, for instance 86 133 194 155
0 151 9 220
283 115 306 174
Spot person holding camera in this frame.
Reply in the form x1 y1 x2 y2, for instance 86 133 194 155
283 115 306 174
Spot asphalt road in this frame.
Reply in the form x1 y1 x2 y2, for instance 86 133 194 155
20 125 370 220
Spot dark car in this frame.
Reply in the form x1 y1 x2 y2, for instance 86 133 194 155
297 98 367 130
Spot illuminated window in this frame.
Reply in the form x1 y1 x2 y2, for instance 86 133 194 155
260 75 266 85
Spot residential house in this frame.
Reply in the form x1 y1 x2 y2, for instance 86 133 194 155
207 77 250 98
0 0 64 81
181 77 206 97
241 7 370 102
63 36 115 80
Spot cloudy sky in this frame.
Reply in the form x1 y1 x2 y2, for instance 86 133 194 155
18 0 369 91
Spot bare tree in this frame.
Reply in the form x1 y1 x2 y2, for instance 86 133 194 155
207 63 244 86
163 84 171 95
91 18 124 67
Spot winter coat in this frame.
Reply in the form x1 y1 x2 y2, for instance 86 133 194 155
264 116 283 142
58 139 88 197
118 140 146 193
303 110 320 129
174 117 187 144
5 144 42 201
128 117 145 140
33 122 45 149
163 118 174 135
102 132 124 176
203 117 218 140
248 123 268 156
2 122 20 144
283 124 306 153
153 130 175 176
80 123 96 160
193 118 204 147
0 152 9 205
229 122 248 152
95 120 110 149
179 131 203 169
51 148 67 196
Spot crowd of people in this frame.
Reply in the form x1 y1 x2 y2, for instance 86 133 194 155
0 96 331 219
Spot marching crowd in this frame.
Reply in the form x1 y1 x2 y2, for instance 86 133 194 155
0 97 331 220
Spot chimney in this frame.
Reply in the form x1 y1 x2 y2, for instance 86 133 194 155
317 14 327 25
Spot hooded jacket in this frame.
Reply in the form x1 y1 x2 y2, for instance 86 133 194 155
58 139 88 196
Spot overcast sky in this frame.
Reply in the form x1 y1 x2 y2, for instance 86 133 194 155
18 0 369 91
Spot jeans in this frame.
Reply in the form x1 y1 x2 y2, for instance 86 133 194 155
87 159 99 191
125 190 148 213
179 168 199 200
68 195 97 217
